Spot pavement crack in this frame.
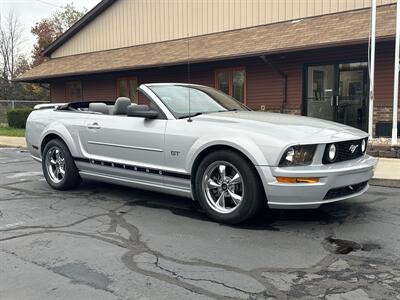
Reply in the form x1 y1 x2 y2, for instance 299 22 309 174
112 211 272 299
153 255 263 297
0 152 398 300
0 213 109 233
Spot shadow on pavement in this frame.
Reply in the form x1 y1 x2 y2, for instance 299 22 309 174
81 180 368 231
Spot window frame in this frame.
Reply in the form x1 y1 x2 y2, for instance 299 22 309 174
214 67 247 104
65 80 83 101
116 76 139 103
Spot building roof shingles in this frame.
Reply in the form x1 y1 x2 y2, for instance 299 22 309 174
17 4 396 82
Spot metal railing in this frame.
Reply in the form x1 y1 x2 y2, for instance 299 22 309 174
0 100 50 124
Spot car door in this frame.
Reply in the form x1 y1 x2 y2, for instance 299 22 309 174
80 113 167 186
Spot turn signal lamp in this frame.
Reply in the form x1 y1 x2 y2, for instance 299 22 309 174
276 177 320 184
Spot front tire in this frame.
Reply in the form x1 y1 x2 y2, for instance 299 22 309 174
42 138 82 190
194 150 264 224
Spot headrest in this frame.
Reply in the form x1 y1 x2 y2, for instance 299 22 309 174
88 103 108 114
128 104 150 112
112 97 131 115
106 105 115 114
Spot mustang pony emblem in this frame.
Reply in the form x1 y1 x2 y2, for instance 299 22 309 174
349 144 359 153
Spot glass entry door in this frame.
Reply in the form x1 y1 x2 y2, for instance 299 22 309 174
306 65 336 121
305 62 368 131
336 63 368 130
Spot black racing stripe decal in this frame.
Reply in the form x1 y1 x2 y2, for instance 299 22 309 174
74 157 90 163
73 157 191 180
162 171 191 180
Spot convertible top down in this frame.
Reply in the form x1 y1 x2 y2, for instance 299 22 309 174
26 83 377 224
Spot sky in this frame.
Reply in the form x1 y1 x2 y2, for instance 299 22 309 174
0 0 101 57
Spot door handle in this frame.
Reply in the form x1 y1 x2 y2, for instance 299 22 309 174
87 122 101 129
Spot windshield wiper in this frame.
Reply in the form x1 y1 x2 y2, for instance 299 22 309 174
178 109 240 119
178 112 204 119
216 109 239 112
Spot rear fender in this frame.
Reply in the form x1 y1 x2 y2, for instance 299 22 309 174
40 122 80 158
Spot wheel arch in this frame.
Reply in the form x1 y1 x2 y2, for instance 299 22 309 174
40 133 66 155
40 123 79 158
190 144 267 200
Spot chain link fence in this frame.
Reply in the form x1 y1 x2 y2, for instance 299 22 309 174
0 100 50 124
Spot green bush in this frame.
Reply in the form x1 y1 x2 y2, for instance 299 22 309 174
7 108 33 128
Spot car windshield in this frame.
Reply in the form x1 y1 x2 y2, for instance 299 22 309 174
148 84 249 119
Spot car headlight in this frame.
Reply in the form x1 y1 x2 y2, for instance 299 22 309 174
279 145 316 167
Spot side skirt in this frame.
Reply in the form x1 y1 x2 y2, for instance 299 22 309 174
79 171 193 199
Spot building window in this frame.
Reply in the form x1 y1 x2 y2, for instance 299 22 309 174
215 68 246 103
117 77 138 103
65 81 82 101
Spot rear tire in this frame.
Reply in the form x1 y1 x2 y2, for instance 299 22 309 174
42 138 81 190
194 150 264 224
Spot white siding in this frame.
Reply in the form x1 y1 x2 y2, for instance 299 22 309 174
51 0 396 58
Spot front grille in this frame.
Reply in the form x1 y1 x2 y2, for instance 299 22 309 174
323 138 366 164
324 181 368 200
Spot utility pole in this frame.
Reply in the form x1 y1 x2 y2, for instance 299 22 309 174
392 0 400 145
368 0 377 138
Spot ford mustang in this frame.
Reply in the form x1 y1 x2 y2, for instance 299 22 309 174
25 83 377 224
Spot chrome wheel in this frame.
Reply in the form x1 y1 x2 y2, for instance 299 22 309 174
202 161 244 214
45 146 65 184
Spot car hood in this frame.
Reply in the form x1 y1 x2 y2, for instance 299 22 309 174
196 111 368 144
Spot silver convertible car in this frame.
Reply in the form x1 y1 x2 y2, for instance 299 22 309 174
26 83 377 224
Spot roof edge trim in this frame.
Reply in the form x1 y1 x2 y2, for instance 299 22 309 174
14 36 395 83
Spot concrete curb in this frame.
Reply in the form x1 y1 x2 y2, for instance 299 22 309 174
0 144 27 149
0 136 27 149
372 157 400 188
369 178 400 188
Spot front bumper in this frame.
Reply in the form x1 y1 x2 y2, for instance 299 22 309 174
256 155 377 209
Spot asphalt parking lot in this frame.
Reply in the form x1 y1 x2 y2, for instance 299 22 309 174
0 147 400 300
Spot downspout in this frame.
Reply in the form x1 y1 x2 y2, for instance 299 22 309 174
260 55 287 113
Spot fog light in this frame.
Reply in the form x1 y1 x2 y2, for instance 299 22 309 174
276 177 320 184
328 144 337 161
361 139 366 153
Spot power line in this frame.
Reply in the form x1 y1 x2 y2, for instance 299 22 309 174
34 0 63 9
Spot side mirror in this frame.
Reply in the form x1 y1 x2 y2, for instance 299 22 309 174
127 104 159 119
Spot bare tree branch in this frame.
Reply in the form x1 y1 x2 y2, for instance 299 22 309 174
0 10 24 81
